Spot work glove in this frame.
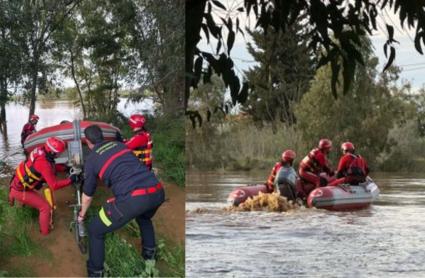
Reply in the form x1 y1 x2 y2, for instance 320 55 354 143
69 173 80 184
319 177 328 187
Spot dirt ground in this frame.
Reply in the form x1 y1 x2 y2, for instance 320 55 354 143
3 182 185 276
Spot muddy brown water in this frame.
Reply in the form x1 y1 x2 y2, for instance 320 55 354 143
186 170 425 277
0 99 148 169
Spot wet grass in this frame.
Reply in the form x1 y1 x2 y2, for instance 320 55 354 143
0 188 47 276
89 188 185 277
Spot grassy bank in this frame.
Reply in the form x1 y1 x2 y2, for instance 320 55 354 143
186 119 425 173
0 188 44 277
89 187 185 277
0 184 184 277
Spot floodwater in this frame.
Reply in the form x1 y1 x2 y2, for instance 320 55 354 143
0 98 151 170
186 170 425 277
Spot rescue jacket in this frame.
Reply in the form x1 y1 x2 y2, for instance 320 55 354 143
15 148 44 190
21 122 36 144
83 141 159 200
125 131 153 169
299 148 332 175
336 153 369 179
266 162 283 191
13 147 71 191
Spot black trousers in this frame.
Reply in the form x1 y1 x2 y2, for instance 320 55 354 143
87 189 165 271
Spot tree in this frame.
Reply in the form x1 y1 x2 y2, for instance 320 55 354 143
242 25 315 128
0 0 25 131
129 0 185 117
295 44 406 166
14 0 80 118
186 0 425 109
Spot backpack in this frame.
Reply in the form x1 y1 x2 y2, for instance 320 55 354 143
347 154 366 177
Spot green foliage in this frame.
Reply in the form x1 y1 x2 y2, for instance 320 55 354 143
187 119 306 171
148 116 185 187
156 238 185 277
129 0 185 116
0 188 40 277
189 0 425 107
295 56 409 167
243 26 315 126
104 233 159 277
379 119 425 172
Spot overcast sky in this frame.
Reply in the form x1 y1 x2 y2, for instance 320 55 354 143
200 1 425 92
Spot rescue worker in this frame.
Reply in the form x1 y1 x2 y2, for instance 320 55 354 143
21 114 39 147
8 137 79 235
297 139 334 200
266 150 296 191
125 114 153 170
266 150 297 201
330 142 369 186
78 125 164 277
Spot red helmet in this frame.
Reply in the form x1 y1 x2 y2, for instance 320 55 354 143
281 150 296 163
318 139 332 150
341 142 355 152
30 114 39 122
45 137 66 154
128 114 146 130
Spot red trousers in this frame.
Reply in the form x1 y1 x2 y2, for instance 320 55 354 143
9 187 51 235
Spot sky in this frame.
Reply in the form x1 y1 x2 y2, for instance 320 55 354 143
200 1 425 92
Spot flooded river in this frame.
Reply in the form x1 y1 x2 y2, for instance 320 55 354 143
0 99 150 169
186 171 425 277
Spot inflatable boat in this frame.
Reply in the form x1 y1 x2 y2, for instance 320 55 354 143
307 179 380 211
23 120 120 153
227 184 270 206
23 120 121 164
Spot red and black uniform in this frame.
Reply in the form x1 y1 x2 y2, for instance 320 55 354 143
297 148 333 199
21 122 36 146
125 130 153 170
266 162 283 192
84 140 164 273
333 153 369 185
8 147 72 235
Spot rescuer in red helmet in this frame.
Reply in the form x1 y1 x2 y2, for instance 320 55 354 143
266 150 296 192
125 114 153 170
8 137 80 235
329 142 369 187
297 139 335 200
21 114 40 147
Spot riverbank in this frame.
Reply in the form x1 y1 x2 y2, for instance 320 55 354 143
186 119 425 173
0 111 185 276
0 180 185 277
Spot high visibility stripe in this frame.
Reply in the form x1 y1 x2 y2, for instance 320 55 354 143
98 149 132 179
99 207 112 227
25 165 41 181
16 167 35 189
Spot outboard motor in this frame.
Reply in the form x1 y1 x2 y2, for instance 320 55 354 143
275 166 298 201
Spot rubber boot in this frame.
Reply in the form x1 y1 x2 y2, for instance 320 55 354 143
142 246 156 260
87 267 103 277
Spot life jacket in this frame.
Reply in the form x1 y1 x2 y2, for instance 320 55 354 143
346 154 366 177
21 122 36 144
132 132 153 168
300 148 323 174
15 147 46 190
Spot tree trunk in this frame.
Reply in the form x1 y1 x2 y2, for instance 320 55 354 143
185 0 206 111
70 49 87 119
163 73 185 117
29 56 39 118
0 78 7 134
